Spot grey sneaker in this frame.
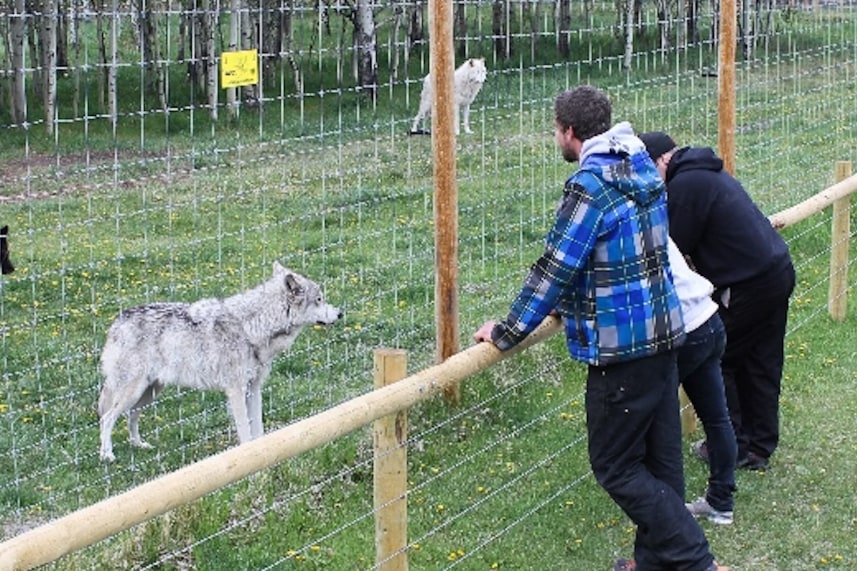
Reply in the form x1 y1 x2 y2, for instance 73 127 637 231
685 496 733 525
692 439 709 464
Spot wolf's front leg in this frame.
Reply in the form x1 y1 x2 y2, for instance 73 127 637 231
246 377 265 440
225 385 253 444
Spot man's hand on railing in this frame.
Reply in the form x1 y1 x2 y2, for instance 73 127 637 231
473 320 497 344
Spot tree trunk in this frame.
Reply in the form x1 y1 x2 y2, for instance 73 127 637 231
139 0 167 112
95 0 106 111
391 0 403 81
226 0 240 119
354 0 377 103
281 0 302 95
557 0 570 59
108 0 119 125
623 0 634 70
524 0 542 62
406 0 423 50
655 0 672 52
56 0 69 73
203 0 218 121
9 0 28 126
71 0 82 118
454 0 466 58
240 0 257 105
492 0 506 60
688 0 700 45
40 0 59 134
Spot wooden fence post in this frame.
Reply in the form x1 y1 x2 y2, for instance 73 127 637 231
828 161 852 322
374 348 409 571
679 386 697 435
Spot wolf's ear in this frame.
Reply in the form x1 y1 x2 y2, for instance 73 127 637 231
284 273 303 295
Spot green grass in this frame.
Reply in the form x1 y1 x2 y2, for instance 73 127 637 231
1 7 857 571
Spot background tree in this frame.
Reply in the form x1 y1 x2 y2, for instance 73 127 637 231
39 0 58 134
7 0 29 125
354 0 377 102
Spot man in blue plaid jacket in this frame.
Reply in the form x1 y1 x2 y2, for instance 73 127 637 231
474 86 727 571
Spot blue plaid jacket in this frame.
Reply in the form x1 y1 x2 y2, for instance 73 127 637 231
491 149 685 365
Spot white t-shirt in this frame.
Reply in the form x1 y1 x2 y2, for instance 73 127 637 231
667 238 719 333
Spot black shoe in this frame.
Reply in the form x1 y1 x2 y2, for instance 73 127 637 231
737 451 769 471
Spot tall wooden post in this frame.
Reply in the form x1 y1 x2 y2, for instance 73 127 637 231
373 348 409 571
429 0 461 404
828 161 852 321
680 387 697 435
718 0 737 174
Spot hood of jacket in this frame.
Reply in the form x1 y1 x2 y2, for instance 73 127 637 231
577 121 664 207
666 146 724 180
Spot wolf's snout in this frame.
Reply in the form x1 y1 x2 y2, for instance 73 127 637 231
317 310 343 325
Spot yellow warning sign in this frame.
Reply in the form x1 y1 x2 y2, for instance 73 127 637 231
221 49 258 88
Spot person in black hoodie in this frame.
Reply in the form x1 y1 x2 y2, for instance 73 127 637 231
639 132 795 472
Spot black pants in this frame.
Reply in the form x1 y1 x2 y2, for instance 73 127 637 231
719 260 796 460
586 350 714 571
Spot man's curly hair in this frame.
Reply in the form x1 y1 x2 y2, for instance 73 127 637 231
554 85 612 142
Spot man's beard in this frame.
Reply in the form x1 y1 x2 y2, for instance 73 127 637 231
562 146 579 163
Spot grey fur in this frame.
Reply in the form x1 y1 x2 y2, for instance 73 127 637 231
98 262 342 462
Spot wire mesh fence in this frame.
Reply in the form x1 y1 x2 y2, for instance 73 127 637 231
2 0 857 568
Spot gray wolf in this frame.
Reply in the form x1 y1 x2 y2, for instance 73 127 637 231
98 262 342 462
1 225 14 276
410 57 487 136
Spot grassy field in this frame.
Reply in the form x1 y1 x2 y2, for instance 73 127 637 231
1 7 857 571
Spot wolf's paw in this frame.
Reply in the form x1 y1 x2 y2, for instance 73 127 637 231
100 450 116 463
131 439 153 450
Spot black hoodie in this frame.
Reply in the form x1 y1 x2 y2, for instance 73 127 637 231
664 146 791 288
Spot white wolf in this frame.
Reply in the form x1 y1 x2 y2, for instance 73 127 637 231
410 57 487 136
97 262 342 462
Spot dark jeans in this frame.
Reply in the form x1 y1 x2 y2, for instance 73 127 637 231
678 314 736 511
719 260 795 460
586 350 714 571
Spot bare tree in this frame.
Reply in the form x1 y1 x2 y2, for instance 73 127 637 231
202 0 218 121
226 0 241 118
454 0 466 58
653 0 673 52
39 0 59 133
107 0 119 125
138 0 167 112
522 0 543 62
354 0 377 102
557 0 571 58
390 0 404 80
492 0 508 60
8 0 29 125
406 0 423 50
687 0 701 45
239 0 257 104
623 0 635 69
